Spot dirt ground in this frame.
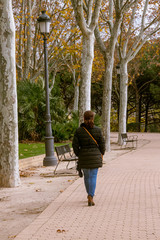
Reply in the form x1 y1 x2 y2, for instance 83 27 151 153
0 162 79 240
0 133 148 240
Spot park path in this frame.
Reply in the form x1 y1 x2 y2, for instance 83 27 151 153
14 133 160 240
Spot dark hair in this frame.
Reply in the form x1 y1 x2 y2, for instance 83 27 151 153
84 111 95 128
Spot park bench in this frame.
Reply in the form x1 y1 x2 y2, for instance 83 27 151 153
121 133 138 149
54 144 78 174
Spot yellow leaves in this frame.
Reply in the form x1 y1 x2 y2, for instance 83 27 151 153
70 28 77 34
8 235 17 239
46 180 52 183
57 229 66 233
37 35 41 40
35 188 41 192
51 20 60 26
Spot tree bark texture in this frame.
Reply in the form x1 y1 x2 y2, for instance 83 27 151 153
0 0 20 187
79 33 94 123
73 81 79 112
101 56 113 152
118 60 128 144
23 0 32 80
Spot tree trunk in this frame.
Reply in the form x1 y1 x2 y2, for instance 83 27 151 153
23 0 32 80
73 83 79 112
79 33 94 123
101 55 113 152
138 95 142 132
17 0 24 81
145 100 149 132
0 0 20 187
118 60 128 144
72 69 79 112
135 90 141 132
70 0 102 124
94 11 122 151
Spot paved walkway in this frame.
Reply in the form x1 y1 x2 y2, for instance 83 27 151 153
15 133 160 240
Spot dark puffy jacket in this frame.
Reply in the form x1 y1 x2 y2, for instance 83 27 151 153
72 123 105 169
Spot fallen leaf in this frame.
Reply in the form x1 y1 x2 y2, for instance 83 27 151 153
68 180 73 182
35 189 41 192
8 235 17 239
47 180 52 183
27 167 37 171
56 229 66 233
19 171 34 177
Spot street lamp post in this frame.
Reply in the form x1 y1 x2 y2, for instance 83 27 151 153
38 11 57 166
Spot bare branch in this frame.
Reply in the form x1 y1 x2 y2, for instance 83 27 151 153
71 0 88 35
122 0 139 57
128 24 160 62
109 0 113 30
141 0 149 32
94 26 106 56
87 0 93 26
90 0 102 31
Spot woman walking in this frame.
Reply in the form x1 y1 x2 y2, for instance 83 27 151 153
72 111 105 206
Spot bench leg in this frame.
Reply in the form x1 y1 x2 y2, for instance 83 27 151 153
66 161 70 169
134 140 137 149
132 141 134 148
121 142 126 149
54 161 60 174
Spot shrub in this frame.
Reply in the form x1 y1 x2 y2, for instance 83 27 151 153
53 112 79 142
17 79 66 141
127 122 140 132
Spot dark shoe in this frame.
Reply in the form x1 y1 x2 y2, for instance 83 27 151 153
88 195 95 206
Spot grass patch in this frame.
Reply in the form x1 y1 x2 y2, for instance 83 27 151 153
19 142 72 159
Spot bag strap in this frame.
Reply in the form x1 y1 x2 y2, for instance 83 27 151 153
82 126 103 160
82 127 98 146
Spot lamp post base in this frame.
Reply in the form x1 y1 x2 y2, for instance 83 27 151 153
43 136 57 166
43 155 57 166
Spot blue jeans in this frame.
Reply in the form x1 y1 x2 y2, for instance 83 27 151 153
82 168 98 197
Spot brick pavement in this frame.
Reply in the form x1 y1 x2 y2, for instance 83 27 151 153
15 133 160 240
